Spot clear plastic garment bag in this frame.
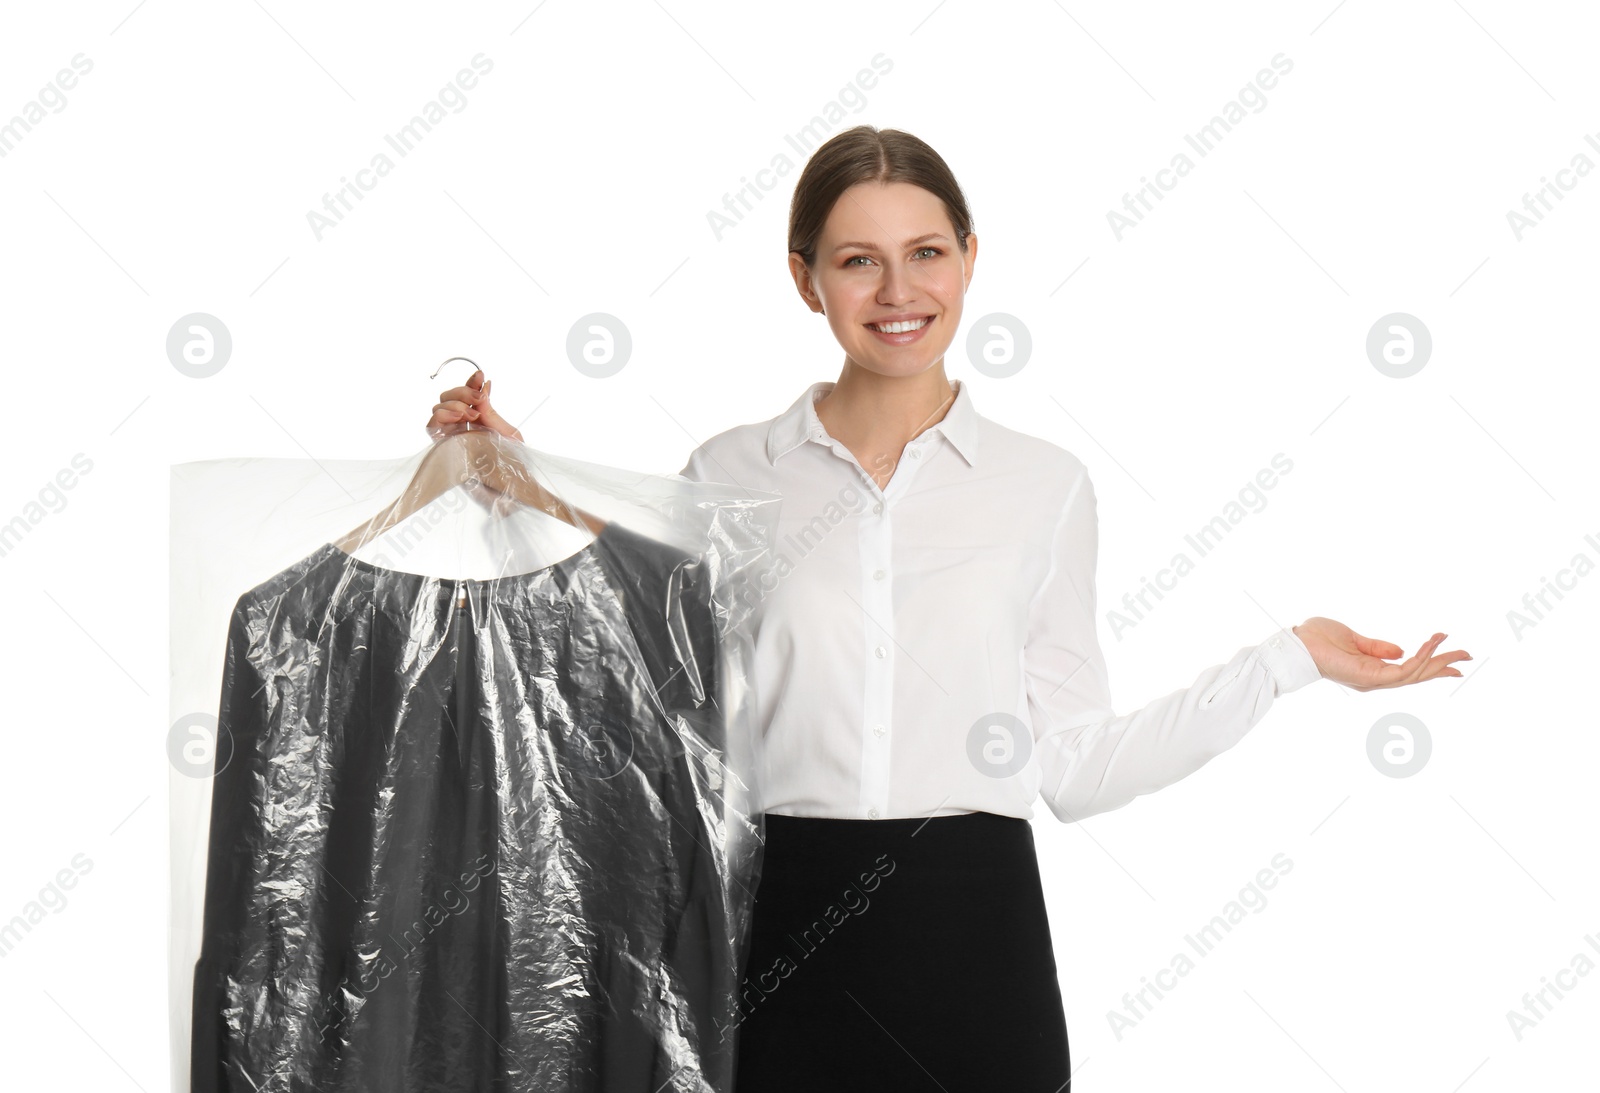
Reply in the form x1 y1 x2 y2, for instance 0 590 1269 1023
169 426 780 1093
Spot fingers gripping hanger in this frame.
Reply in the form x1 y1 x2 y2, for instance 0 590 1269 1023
331 358 609 606
419 357 608 536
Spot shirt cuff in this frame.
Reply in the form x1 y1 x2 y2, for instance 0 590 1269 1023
1258 626 1321 694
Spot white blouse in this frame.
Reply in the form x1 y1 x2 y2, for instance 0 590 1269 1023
679 379 1322 823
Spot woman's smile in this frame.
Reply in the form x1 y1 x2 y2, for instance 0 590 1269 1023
864 313 935 346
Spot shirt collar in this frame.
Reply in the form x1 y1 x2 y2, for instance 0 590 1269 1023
766 378 980 467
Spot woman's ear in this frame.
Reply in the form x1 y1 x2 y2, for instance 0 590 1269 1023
788 251 824 315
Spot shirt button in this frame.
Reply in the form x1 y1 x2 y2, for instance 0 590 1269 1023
867 807 880 819
874 645 886 658
909 449 920 459
872 569 885 580
873 502 883 514
873 724 886 737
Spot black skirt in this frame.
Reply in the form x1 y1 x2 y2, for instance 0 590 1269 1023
730 811 1072 1092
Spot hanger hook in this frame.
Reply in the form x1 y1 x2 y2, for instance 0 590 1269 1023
430 355 480 381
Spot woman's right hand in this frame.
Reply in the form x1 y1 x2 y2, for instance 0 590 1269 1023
428 369 523 442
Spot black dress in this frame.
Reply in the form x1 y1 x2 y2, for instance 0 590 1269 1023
190 520 742 1092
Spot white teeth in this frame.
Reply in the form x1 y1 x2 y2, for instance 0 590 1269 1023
869 317 931 334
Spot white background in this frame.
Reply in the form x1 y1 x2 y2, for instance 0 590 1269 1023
1 1 1594 1089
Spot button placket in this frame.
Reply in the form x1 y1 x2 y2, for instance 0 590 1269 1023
858 501 894 819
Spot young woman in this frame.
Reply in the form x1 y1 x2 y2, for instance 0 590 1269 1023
428 126 1469 1092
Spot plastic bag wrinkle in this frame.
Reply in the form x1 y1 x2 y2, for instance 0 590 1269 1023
173 437 777 1093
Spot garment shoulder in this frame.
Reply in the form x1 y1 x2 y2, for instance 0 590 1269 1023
596 521 699 581
685 419 768 464
701 415 773 452
978 419 1092 501
222 549 350 663
680 418 774 484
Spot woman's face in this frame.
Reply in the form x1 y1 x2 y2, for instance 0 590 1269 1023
791 180 977 380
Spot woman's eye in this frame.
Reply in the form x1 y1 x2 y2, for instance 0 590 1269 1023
845 248 940 268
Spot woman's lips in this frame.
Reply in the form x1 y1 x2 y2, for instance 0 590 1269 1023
864 316 933 346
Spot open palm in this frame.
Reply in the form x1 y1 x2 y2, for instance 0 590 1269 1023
1293 616 1470 692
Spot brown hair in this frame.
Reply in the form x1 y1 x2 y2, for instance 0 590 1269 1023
787 125 974 269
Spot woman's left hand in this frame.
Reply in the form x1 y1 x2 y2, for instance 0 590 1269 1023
1292 617 1471 691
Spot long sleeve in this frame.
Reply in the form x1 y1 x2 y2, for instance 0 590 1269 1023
591 527 733 1087
191 590 342 1091
1023 466 1322 825
659 551 734 1090
191 597 266 1093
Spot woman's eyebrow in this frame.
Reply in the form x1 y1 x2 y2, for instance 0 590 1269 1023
831 232 949 254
